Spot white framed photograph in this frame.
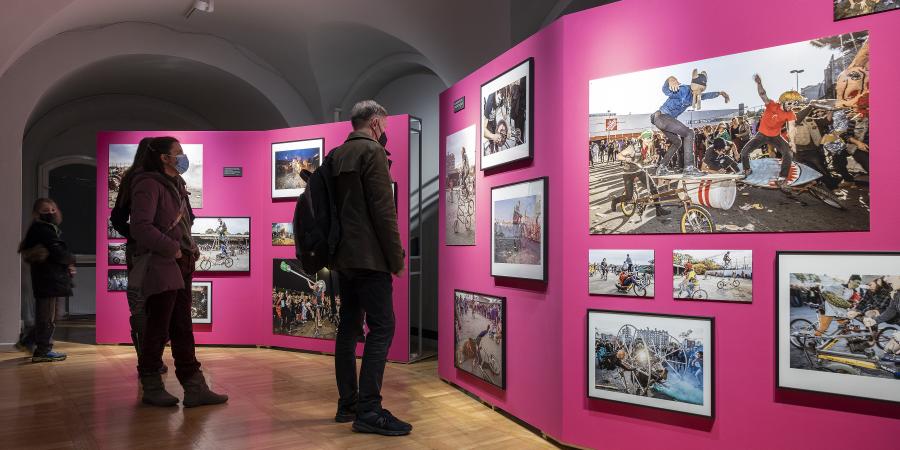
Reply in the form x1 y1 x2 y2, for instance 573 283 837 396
481 58 533 170
588 309 714 417
191 281 212 324
673 250 752 302
271 138 324 199
588 249 654 298
491 177 547 281
445 124 477 246
777 251 900 403
454 290 505 389
109 143 203 208
192 217 251 272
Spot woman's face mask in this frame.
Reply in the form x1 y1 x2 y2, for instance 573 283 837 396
167 153 190 175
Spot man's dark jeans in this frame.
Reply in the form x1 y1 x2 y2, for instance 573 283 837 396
652 111 696 170
335 269 395 414
740 133 793 178
137 256 201 382
34 297 60 355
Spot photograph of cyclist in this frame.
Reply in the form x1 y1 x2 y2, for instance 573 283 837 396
445 125 476 245
272 259 340 340
673 250 752 302
481 59 531 170
589 249 654 298
588 31 870 235
191 217 250 272
779 252 900 402
454 290 505 389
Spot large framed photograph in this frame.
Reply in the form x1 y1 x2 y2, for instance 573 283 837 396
673 250 752 302
445 124 477 246
481 58 532 170
191 281 212 324
272 259 340 340
271 138 324 199
272 222 295 246
491 177 547 281
192 217 250 272
777 251 900 403
588 249 654 297
454 290 505 389
108 242 127 266
107 269 128 292
835 0 899 21
588 310 714 417
109 143 203 208
588 31 870 234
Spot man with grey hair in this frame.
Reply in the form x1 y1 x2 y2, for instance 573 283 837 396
329 100 409 436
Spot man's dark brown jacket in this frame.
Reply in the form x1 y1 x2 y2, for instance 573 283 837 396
329 131 403 273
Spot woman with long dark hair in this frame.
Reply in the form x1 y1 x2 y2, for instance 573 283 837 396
129 136 227 407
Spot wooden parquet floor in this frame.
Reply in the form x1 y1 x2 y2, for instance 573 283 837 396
0 342 554 450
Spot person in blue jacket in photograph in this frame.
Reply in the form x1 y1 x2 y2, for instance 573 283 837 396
652 73 730 177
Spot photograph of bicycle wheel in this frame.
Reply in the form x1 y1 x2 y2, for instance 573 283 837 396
454 290 505 389
107 242 127 266
588 310 714 417
272 259 340 341
588 31 871 235
777 252 900 403
673 250 752 302
480 58 532 170
588 249 654 298
191 217 251 272
445 124 476 246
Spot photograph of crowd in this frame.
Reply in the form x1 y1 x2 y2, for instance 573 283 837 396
191 281 212 324
107 269 127 292
491 177 546 281
481 58 532 170
454 290 505 388
108 143 203 208
589 31 870 234
835 0 899 20
191 217 251 272
589 249 655 298
271 138 324 198
108 242 126 266
778 252 899 402
272 259 340 340
107 218 124 239
588 310 714 417
673 250 752 302
272 222 295 246
445 125 476 246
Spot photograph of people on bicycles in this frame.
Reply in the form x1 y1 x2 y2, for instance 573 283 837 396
454 290 505 388
673 250 752 302
589 250 654 297
589 31 870 235
273 260 340 340
191 217 251 272
445 125 476 246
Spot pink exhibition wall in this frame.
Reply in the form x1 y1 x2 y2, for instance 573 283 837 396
439 0 899 449
96 115 411 363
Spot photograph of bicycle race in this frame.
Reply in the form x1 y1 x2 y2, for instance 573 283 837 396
271 222 294 246
588 31 870 234
589 310 713 417
673 250 752 302
273 259 340 341
481 59 531 170
445 125 476 246
835 0 899 21
788 271 899 381
191 217 250 272
271 138 323 198
108 143 203 208
107 242 126 266
589 249 654 298
107 269 127 292
454 290 504 389
191 281 211 324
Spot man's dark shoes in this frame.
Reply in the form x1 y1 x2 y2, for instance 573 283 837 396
335 404 357 423
352 409 412 436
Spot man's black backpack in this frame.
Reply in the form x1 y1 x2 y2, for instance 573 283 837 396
293 154 340 274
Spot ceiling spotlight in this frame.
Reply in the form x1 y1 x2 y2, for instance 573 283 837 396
184 0 214 19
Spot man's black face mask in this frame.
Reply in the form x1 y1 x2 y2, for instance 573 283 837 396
378 131 388 147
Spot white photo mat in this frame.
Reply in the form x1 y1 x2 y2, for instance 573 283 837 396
480 58 532 170
271 138 324 198
490 177 546 281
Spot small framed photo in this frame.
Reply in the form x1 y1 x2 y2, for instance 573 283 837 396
588 250 654 298
108 242 127 266
272 222 295 246
491 177 547 281
454 290 505 389
777 251 900 403
673 250 752 303
107 269 128 292
445 124 477 246
191 281 212 324
480 58 533 170
107 218 125 239
271 138 324 199
588 309 714 417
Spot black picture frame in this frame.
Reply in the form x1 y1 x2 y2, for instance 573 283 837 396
479 57 534 171
490 176 548 282
107 269 128 292
192 217 251 273
453 289 507 389
775 250 900 404
586 309 715 418
191 281 213 324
